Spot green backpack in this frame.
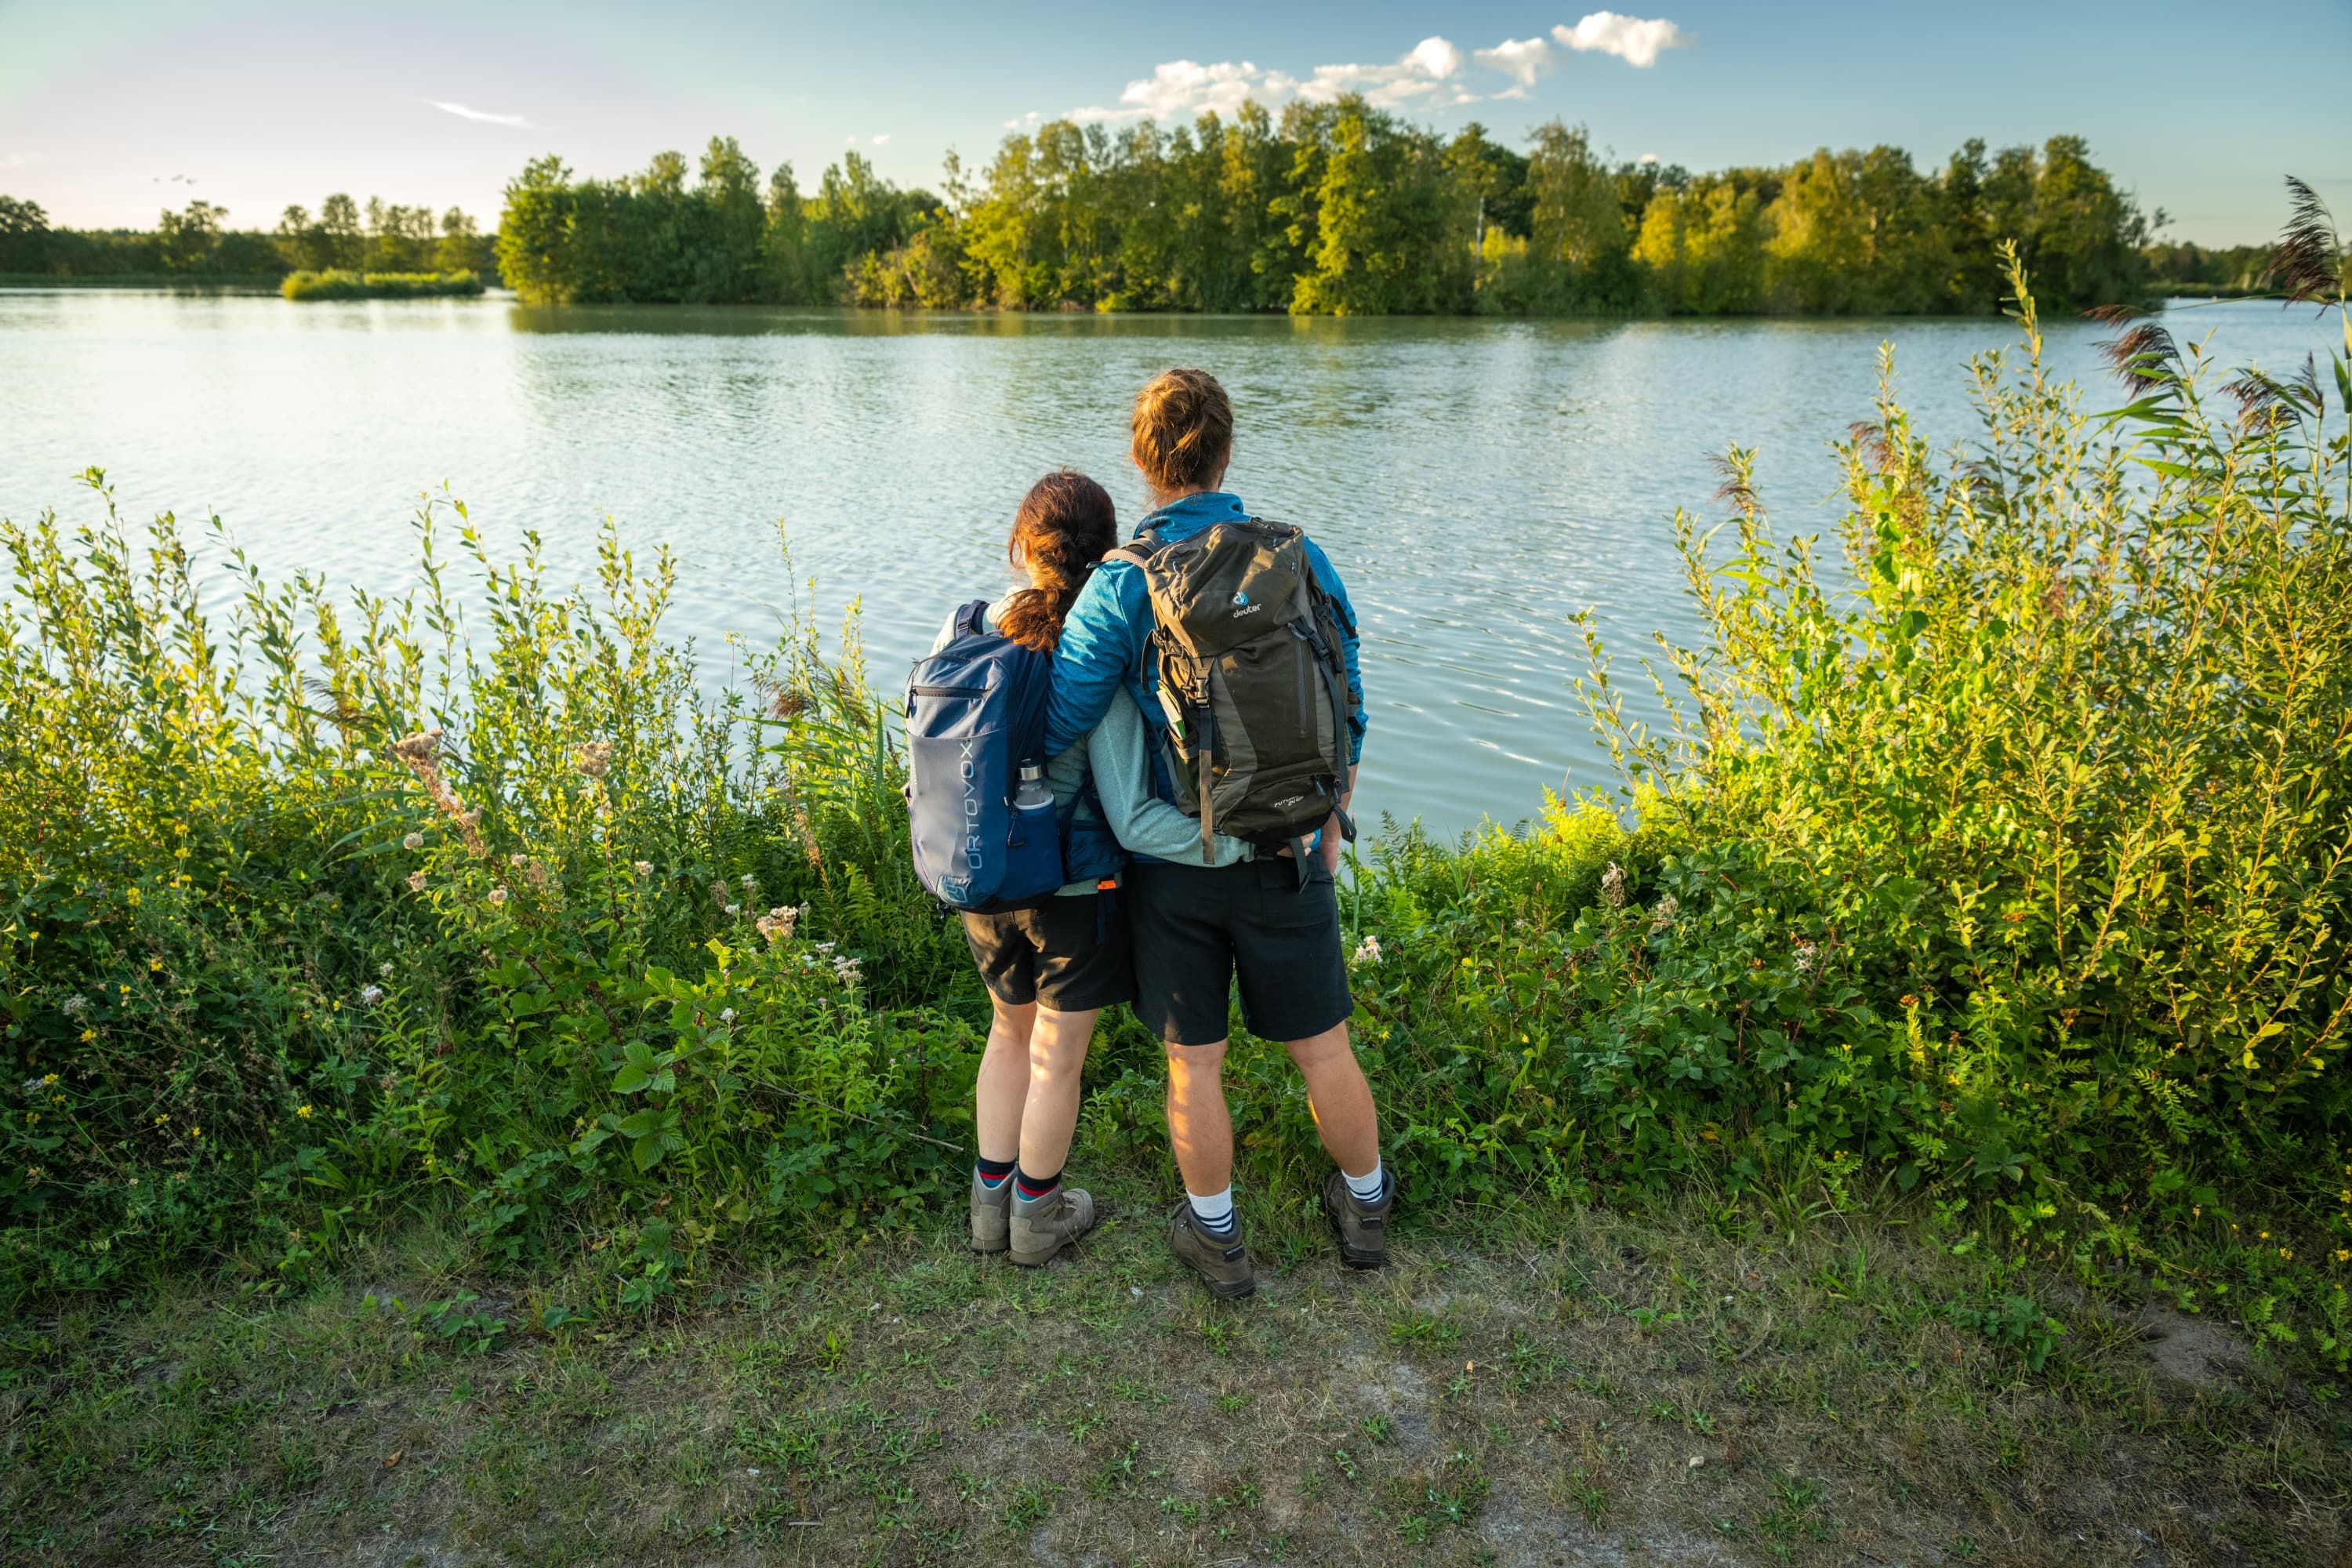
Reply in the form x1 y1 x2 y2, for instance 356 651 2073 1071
1109 517 1359 857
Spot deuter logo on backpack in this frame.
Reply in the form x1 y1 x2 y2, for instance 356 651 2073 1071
1109 518 1359 855
905 601 1065 913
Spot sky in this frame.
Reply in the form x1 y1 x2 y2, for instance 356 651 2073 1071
3 0 2345 246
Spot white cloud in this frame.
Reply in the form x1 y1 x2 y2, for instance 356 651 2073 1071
1473 36 1555 89
1037 15 1684 131
1298 36 1479 110
419 99 532 127
1552 11 1690 67
871 134 891 145
1065 59 1301 125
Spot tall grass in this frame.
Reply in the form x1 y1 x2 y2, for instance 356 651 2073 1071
4 248 2348 1367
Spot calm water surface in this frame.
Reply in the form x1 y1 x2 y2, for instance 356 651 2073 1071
2 292 2335 835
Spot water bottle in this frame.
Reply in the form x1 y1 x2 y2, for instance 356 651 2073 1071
1002 763 1064 901
1013 763 1054 814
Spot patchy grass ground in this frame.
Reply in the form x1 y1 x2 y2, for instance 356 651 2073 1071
5 1178 2347 1567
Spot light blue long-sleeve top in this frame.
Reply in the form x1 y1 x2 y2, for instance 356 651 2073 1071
932 599 1250 896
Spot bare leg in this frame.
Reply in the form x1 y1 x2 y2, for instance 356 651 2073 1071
973 996 1037 1165
1164 1039 1234 1196
1018 1007 1098 1177
1285 1021 1379 1178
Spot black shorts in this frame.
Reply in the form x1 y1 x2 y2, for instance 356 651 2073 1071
960 892 1134 1012
1127 858 1355 1047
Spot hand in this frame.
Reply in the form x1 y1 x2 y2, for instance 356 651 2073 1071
1316 811 1345 876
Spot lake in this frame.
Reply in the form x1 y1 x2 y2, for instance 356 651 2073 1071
1 291 2335 837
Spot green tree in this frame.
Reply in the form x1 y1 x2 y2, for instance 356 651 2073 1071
436 207 488 276
0 194 50 272
155 199 226 273
1289 97 1468 315
1633 176 1766 314
1523 122 1635 311
2031 134 2149 306
496 157 579 304
318 194 365 270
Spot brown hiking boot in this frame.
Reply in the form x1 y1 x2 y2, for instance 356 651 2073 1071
1008 1183 1097 1266
1167 1201 1255 1299
1322 1168 1394 1269
970 1169 1011 1254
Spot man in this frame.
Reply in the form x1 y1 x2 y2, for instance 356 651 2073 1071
1044 366 1393 1298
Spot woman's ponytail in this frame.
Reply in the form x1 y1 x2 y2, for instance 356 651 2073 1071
996 470 1118 652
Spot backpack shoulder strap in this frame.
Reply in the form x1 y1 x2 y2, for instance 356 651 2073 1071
952 597 991 639
1104 533 1157 571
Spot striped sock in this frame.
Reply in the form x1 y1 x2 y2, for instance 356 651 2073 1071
1189 1186 1236 1239
1345 1158 1386 1206
1014 1165 1062 1202
975 1155 1014 1191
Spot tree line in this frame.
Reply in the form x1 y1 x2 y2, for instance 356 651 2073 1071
0 193 497 281
495 103 2166 314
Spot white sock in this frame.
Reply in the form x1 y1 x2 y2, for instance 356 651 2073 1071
1189 1185 1236 1236
1345 1159 1385 1205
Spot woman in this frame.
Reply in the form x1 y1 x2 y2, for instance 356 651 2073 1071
950 470 1250 1266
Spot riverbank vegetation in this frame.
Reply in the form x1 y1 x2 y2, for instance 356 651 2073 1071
5 202 2350 1559
5 196 2347 1356
280 269 486 301
0 193 497 285
496 111 2171 314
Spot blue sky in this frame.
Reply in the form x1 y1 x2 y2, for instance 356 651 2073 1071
3 0 2344 244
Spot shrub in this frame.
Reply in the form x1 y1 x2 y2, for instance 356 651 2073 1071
281 270 485 300
0 482 973 1296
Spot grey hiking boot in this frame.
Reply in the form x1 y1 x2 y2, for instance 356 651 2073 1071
971 1170 1011 1254
1322 1168 1395 1269
1168 1201 1255 1300
1008 1183 1097 1266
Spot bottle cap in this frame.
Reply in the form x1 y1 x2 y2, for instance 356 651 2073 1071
1019 763 1043 780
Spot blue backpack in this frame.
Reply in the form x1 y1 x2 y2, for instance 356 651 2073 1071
906 601 1067 913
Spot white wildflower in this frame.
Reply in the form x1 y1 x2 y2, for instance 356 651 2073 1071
756 906 798 944
739 873 757 892
572 740 612 779
511 853 528 868
401 831 424 851
1649 893 1680 932
359 984 386 1007
831 954 862 985
725 903 742 918
379 962 394 979
60 994 87 1016
1352 934 1383 966
719 1007 736 1023
21 1077 42 1093
633 861 653 877
406 869 428 893
1600 862 1625 909
814 941 836 954
1794 938 1816 975
488 887 509 906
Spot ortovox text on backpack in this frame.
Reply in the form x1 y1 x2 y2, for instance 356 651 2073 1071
905 601 1065 913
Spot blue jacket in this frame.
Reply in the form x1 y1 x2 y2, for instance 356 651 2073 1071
1044 491 1367 785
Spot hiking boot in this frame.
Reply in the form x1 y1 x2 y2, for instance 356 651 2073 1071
1167 1201 1255 1300
1008 1183 1097 1266
971 1169 1011 1254
1322 1168 1395 1269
